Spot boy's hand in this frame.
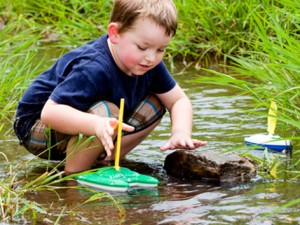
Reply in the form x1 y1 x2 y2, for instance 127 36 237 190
160 132 207 151
94 117 134 157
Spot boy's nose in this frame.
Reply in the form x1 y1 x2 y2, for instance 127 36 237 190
145 50 156 63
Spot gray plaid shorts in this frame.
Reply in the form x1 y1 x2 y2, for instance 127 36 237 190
21 95 166 160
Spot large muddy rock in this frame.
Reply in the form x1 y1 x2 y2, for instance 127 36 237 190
164 150 256 184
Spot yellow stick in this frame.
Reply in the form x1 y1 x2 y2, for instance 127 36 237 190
267 100 277 136
114 98 124 171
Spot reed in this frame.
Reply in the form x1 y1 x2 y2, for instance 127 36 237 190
196 1 300 177
0 21 43 134
1 0 299 183
2 0 289 64
2 0 111 46
1 0 300 221
0 151 120 223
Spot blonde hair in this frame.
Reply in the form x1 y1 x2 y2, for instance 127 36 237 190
109 0 178 37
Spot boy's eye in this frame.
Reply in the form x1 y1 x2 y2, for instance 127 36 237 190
137 45 146 51
137 45 166 53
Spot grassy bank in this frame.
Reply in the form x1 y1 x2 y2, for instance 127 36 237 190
195 0 300 178
1 0 298 124
1 0 293 60
1 0 299 178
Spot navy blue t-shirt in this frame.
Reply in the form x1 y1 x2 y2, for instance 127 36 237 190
15 34 176 139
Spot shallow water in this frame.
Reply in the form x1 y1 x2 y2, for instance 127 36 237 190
1 67 300 224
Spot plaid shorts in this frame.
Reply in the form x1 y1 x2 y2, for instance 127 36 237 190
20 95 166 160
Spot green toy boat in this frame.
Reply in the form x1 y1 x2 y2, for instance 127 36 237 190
75 99 159 192
116 167 159 187
76 169 129 192
76 166 159 192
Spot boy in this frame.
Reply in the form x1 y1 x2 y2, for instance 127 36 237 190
14 0 207 175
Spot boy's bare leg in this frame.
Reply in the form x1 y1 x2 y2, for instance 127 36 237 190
65 136 104 174
104 119 162 161
64 101 119 174
65 118 161 173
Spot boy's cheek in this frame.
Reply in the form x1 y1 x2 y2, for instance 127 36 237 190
122 53 141 65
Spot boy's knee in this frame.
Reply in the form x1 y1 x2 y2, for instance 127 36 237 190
146 94 165 111
125 94 166 133
88 101 119 118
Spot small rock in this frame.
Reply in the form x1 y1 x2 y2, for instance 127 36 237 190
164 150 256 185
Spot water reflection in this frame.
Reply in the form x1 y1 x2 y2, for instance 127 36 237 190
1 67 300 224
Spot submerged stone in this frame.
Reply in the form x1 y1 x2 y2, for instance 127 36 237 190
163 150 256 185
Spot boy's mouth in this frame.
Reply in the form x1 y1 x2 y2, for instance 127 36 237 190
139 64 151 70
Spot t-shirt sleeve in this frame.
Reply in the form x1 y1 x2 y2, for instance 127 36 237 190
150 61 176 94
50 59 110 111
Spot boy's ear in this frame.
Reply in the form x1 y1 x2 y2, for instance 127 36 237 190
108 23 120 44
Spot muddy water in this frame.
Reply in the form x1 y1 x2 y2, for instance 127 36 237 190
1 67 300 224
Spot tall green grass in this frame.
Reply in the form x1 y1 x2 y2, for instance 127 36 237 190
194 2 300 213
1 0 300 221
2 0 111 46
168 0 282 65
0 19 44 133
2 0 292 64
196 1 300 175
1 0 299 174
0 151 120 223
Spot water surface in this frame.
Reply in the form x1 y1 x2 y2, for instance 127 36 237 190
1 66 299 225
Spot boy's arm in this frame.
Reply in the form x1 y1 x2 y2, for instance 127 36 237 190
41 99 134 156
157 84 207 151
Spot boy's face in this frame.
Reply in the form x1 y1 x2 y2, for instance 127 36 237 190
109 17 172 76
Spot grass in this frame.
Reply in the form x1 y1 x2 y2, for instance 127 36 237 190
2 0 293 65
1 0 111 46
1 0 298 125
0 150 124 224
1 0 300 222
168 0 283 65
0 19 44 134
0 132 124 223
195 1 300 177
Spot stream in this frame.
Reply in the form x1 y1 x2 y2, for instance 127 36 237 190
1 64 300 224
